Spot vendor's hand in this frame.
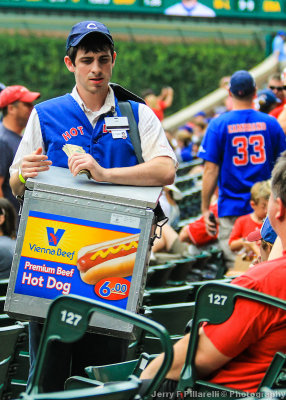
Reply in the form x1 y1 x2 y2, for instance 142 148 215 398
203 210 218 236
20 147 52 181
68 153 106 182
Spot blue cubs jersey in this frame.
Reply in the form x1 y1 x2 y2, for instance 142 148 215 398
35 94 139 169
198 109 286 217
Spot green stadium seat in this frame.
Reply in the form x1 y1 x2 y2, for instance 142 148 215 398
177 187 202 220
25 295 174 400
64 376 103 390
258 352 286 390
185 278 232 301
167 257 197 285
0 323 27 398
175 175 196 192
191 251 212 270
137 334 182 356
146 263 176 288
177 282 286 399
176 159 203 177
147 301 195 335
85 353 152 383
0 313 17 327
0 279 9 296
0 296 6 314
20 376 142 400
144 284 195 306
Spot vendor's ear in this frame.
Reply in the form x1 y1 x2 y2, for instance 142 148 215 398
64 56 75 73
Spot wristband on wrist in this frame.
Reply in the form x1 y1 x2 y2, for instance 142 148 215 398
19 167 26 184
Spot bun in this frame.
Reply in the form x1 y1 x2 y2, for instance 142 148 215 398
80 252 136 285
77 233 139 285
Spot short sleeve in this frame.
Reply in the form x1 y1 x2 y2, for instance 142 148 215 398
203 276 266 358
197 118 224 164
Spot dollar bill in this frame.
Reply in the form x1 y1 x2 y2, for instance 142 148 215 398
62 144 91 179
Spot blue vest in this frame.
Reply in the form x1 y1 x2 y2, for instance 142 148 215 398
35 94 139 169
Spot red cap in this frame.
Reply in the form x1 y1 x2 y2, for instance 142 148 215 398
0 85 40 108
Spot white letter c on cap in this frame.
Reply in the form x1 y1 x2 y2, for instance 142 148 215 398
87 23 98 30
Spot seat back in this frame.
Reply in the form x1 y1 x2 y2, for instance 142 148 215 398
27 294 173 399
148 302 196 335
177 282 286 392
0 323 27 398
258 352 286 390
146 263 175 288
21 376 142 400
0 279 9 296
85 353 150 382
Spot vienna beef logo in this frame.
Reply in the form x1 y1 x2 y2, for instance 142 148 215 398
46 228 65 247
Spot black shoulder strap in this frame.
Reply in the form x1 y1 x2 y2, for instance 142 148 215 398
114 86 167 224
118 101 144 165
110 83 145 104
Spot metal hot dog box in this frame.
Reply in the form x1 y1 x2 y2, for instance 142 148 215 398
5 166 162 339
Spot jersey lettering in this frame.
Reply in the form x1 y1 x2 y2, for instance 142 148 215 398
228 122 266 134
232 134 266 166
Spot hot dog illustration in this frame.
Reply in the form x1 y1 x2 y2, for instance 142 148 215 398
77 233 140 285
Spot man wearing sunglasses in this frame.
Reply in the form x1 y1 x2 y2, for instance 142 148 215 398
268 73 286 118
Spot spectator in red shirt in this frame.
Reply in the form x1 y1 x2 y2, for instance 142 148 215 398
228 180 271 257
142 87 174 121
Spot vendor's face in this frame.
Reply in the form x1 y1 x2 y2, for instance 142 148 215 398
66 48 116 97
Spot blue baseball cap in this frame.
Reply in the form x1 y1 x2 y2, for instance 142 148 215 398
178 124 193 133
247 217 277 245
229 70 256 97
66 21 114 51
257 88 281 108
194 111 206 117
278 31 286 36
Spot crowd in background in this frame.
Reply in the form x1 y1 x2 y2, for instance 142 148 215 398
143 67 286 271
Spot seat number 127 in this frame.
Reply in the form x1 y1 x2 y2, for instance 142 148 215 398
60 310 82 326
208 293 228 305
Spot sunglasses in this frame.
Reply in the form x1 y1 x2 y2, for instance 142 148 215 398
269 85 284 91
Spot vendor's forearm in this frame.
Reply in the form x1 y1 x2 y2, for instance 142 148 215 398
103 157 175 187
10 172 26 198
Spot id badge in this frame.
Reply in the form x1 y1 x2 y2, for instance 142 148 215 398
111 130 128 139
105 116 129 130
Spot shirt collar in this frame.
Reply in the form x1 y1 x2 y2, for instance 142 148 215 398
71 86 116 115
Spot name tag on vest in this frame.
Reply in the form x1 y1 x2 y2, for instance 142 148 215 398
105 116 129 130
